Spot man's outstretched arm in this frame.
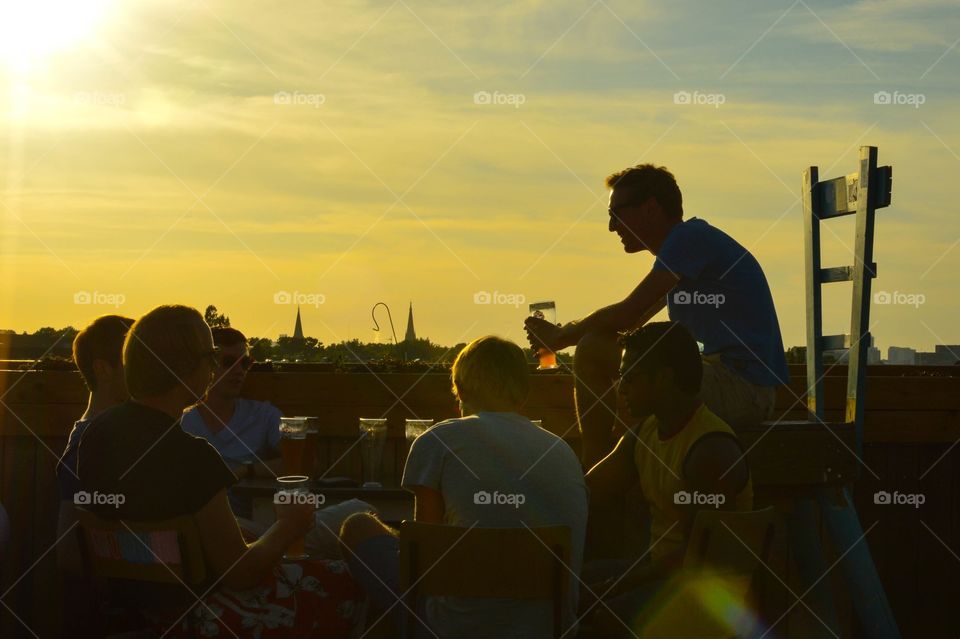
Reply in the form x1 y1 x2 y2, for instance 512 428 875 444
557 269 677 348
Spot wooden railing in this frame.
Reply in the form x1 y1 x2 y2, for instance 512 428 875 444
1 364 958 637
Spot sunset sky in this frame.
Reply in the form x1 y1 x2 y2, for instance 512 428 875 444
1 0 958 353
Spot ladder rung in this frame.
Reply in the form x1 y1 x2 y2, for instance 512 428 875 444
814 166 892 219
819 263 877 283
821 334 850 351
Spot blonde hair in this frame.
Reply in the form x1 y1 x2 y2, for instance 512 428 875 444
451 336 529 408
123 305 212 398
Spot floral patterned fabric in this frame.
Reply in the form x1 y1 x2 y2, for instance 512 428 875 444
165 559 364 638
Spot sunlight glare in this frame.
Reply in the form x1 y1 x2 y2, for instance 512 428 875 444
0 0 112 73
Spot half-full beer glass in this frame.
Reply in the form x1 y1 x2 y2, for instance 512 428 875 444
529 301 559 370
296 416 320 478
279 417 308 475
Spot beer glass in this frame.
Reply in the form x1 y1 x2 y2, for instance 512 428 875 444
529 301 559 370
275 475 311 560
296 416 320 478
279 417 308 475
404 419 434 442
359 418 388 488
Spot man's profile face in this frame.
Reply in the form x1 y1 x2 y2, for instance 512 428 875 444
607 189 658 254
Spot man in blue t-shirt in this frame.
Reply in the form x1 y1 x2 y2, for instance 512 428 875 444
525 164 788 467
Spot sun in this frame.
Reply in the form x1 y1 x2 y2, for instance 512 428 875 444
0 0 112 73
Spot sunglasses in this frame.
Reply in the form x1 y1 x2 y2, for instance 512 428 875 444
608 199 648 218
220 354 253 370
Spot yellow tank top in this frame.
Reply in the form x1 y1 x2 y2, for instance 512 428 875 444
633 403 753 564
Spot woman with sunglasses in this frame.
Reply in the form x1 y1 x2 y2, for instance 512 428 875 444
182 326 286 511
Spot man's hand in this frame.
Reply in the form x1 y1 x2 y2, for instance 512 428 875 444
524 315 565 352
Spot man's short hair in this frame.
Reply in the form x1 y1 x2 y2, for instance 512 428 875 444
620 322 702 393
451 336 530 407
124 305 211 398
211 327 247 349
605 164 683 218
73 315 135 392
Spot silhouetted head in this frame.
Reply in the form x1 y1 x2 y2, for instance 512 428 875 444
606 164 683 254
208 327 251 400
73 315 135 404
451 336 529 414
618 322 701 418
123 305 216 407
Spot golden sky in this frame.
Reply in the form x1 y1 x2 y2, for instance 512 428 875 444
1 0 958 353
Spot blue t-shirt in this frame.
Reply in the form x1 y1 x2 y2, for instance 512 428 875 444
56 420 90 502
181 399 282 518
402 412 588 639
180 399 282 463
652 218 789 386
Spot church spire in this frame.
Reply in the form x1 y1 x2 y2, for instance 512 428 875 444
404 302 416 342
293 306 304 340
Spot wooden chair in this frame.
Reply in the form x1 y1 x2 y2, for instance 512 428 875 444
74 507 209 637
593 507 779 639
398 522 572 639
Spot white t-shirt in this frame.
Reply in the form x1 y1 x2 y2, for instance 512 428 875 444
402 411 588 639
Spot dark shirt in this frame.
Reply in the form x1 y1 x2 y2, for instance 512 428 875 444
77 401 236 521
56 419 91 502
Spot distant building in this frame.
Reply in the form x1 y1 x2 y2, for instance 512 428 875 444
887 346 917 366
935 345 960 365
404 302 416 342
915 347 959 366
825 336 880 365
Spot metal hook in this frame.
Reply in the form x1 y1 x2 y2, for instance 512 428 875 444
371 302 398 345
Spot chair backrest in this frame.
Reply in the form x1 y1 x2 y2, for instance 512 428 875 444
682 507 779 578
399 522 571 638
74 507 207 588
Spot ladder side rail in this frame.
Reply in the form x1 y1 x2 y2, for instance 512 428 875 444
846 146 880 454
803 165 825 419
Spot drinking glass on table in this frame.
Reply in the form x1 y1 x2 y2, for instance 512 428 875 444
359 418 388 488
275 475 312 560
529 301 559 370
404 419 434 443
295 416 320 478
279 417 308 475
